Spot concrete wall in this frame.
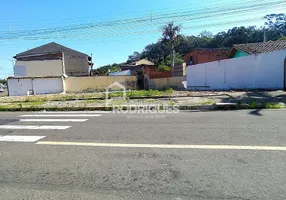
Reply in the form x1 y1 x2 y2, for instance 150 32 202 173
8 77 64 96
14 60 63 77
148 76 186 90
65 76 137 92
186 50 286 90
64 53 89 76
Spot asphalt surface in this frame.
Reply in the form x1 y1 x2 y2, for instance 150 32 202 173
0 110 286 199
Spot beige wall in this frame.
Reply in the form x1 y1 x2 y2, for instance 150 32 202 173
65 76 137 92
148 76 186 90
15 60 63 77
64 54 89 76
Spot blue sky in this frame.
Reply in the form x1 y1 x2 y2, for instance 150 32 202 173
0 0 285 78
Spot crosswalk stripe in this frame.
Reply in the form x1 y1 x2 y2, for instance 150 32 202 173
38 111 111 114
19 114 102 117
20 119 88 122
0 135 46 142
0 125 70 130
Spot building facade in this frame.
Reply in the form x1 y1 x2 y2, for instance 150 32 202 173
13 42 92 77
184 48 230 66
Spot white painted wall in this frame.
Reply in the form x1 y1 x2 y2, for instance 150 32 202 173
7 79 33 96
8 77 64 96
186 50 286 90
33 78 64 94
14 60 63 77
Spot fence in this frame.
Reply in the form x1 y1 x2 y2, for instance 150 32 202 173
65 76 137 93
186 50 286 90
147 76 186 90
7 77 64 96
172 63 186 77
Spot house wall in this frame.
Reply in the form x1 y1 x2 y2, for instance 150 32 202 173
144 67 172 79
184 49 230 66
14 60 63 77
64 53 89 76
7 77 64 96
65 76 137 92
148 76 186 90
186 50 286 90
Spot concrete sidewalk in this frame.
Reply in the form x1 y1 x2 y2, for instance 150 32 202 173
0 90 285 111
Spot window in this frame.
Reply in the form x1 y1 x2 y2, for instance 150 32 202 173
216 55 221 60
189 56 194 65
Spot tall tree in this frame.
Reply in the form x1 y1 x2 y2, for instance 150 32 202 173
127 51 141 63
264 13 286 40
161 22 181 68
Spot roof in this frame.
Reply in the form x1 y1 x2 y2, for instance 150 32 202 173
232 40 286 55
14 42 89 58
191 48 230 51
129 59 155 66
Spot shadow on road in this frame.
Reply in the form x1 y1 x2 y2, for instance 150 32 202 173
249 109 263 116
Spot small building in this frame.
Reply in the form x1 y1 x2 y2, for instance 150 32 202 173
184 48 230 66
13 42 93 77
228 40 286 58
120 59 155 74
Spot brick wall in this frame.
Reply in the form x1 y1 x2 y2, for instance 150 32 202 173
184 49 230 66
143 67 172 79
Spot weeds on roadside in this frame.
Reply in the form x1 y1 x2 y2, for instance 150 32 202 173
264 102 283 109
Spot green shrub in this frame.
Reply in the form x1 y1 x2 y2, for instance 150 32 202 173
264 102 282 109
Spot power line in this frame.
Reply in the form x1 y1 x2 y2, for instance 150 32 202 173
0 0 268 28
0 0 280 34
0 0 283 41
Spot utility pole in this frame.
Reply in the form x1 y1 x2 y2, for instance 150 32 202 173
263 29 267 42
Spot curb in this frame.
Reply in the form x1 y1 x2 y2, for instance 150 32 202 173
0 104 284 112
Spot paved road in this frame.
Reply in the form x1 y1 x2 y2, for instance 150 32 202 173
0 110 286 199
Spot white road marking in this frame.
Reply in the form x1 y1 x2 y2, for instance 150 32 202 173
0 125 70 130
38 111 111 114
20 119 88 122
0 135 46 142
19 114 102 117
36 141 286 151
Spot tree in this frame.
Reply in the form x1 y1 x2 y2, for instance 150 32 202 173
199 30 213 38
92 63 121 75
0 79 6 85
127 51 141 63
264 13 286 39
161 22 181 68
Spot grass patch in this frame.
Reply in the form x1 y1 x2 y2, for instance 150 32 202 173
83 99 99 103
201 99 214 105
264 102 283 109
0 93 105 103
108 89 174 99
249 101 258 109
0 101 45 110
